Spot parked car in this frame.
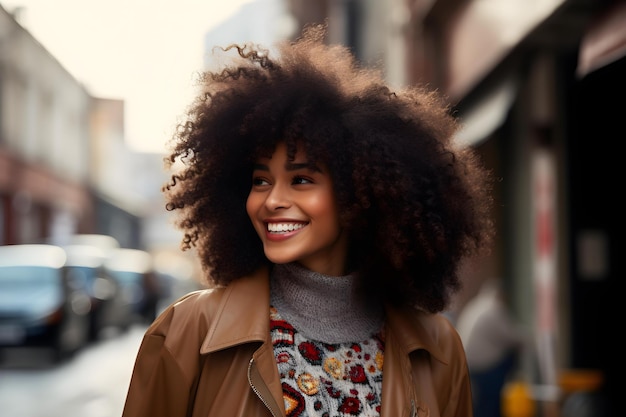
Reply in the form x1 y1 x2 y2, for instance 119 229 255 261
104 248 161 324
63 244 133 340
0 244 91 363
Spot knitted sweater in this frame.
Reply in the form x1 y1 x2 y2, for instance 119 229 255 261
270 262 385 417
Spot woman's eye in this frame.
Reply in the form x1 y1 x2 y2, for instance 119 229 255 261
252 177 270 186
292 176 313 185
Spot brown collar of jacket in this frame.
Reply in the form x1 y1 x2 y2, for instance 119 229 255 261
122 267 473 417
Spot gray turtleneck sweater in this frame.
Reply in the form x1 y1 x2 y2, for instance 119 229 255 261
269 262 386 416
270 262 384 344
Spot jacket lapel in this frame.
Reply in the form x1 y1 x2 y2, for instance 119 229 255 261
198 267 285 416
384 305 448 364
380 327 415 417
382 305 446 417
200 267 271 354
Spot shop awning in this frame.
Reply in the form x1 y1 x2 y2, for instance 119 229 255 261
577 1 626 77
454 76 519 148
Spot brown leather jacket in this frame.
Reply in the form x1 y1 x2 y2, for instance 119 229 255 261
122 267 473 417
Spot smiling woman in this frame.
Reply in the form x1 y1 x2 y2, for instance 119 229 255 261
246 142 347 275
122 24 495 417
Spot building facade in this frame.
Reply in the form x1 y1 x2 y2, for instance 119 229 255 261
0 5 151 249
0 5 93 244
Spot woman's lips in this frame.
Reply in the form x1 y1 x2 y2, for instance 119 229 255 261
264 221 307 241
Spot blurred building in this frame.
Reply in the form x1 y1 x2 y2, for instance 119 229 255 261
0 5 93 244
284 0 620 414
0 5 167 250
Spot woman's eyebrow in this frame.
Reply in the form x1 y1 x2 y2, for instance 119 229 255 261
285 162 321 172
252 161 322 172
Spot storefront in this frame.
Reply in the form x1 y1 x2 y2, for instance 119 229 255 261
414 1 623 414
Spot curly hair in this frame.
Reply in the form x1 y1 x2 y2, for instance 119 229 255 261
163 25 494 313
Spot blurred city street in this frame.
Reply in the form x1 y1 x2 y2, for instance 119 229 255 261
0 324 146 417
0 0 622 415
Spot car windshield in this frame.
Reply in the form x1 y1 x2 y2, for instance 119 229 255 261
0 266 61 287
108 270 142 285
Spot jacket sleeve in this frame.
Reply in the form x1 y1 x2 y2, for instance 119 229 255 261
121 294 204 417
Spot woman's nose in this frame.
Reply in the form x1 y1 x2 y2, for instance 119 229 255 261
265 183 291 210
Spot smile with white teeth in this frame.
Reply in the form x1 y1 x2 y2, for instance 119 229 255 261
267 222 306 233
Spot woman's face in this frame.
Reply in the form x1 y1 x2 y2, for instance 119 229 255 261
246 142 348 276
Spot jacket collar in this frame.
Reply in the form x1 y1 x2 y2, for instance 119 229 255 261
384 304 448 365
199 266 446 364
200 266 271 354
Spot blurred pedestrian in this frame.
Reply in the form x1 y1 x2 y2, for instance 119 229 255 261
456 278 529 417
122 25 494 417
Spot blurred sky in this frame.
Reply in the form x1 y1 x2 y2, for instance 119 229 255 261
1 0 253 153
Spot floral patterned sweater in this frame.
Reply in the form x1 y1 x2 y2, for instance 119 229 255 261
270 310 385 417
270 263 386 417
